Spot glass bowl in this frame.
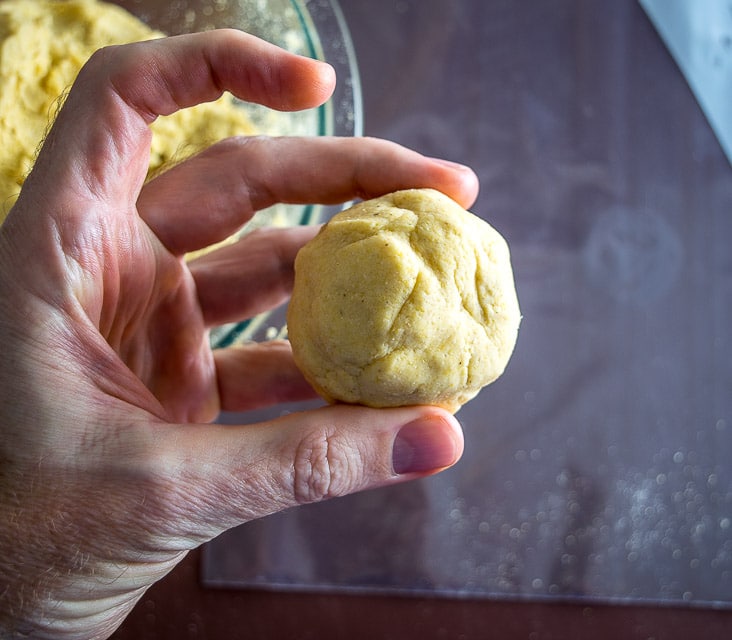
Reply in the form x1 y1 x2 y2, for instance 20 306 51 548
112 0 363 346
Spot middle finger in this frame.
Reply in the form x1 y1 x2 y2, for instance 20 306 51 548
137 135 479 255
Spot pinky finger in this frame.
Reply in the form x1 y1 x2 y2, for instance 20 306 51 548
214 340 318 412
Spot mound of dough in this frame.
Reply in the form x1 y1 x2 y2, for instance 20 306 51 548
287 188 521 413
0 0 256 222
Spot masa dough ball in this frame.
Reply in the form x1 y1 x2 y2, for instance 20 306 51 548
287 188 521 413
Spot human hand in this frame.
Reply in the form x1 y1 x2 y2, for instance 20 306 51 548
0 30 478 638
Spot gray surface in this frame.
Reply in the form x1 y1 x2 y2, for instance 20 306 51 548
640 0 732 165
203 0 732 608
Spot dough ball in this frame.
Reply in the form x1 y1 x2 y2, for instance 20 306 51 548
287 188 521 413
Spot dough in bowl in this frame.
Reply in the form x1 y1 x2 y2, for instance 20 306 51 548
0 0 256 223
287 188 521 413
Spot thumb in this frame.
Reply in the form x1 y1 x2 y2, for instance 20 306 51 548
165 405 464 539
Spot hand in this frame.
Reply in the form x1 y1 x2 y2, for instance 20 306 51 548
0 30 478 638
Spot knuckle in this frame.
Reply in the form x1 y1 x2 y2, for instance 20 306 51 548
291 430 358 505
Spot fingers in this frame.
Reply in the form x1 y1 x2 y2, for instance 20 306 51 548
19 30 335 212
164 404 464 536
213 340 318 411
137 136 479 254
188 225 318 326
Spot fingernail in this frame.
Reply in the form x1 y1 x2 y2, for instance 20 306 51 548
427 157 474 173
392 415 462 475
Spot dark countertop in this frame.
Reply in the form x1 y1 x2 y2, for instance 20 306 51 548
113 548 732 639
113 0 732 637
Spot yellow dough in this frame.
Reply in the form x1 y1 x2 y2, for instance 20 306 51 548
0 0 256 222
287 188 521 413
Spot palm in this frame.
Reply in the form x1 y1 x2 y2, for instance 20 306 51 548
102 214 213 422
11 128 220 424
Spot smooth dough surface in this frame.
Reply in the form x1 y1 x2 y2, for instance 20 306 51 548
287 188 521 413
0 0 256 222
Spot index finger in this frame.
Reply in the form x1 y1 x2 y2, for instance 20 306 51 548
18 30 335 213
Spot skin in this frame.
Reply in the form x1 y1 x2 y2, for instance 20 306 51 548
0 30 479 639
